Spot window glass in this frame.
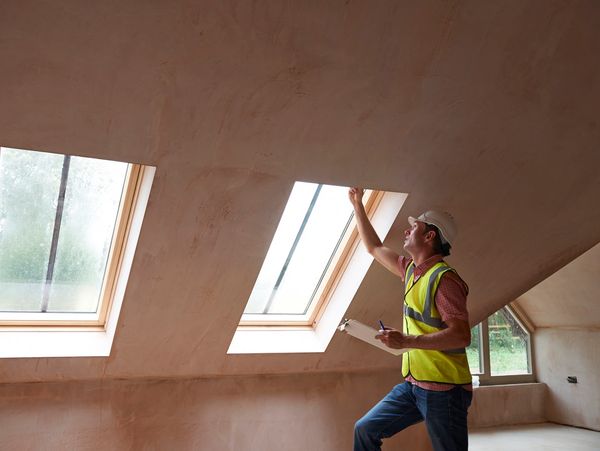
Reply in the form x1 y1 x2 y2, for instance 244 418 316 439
466 324 482 374
0 147 128 314
489 307 530 375
244 182 353 315
47 156 127 312
0 148 63 311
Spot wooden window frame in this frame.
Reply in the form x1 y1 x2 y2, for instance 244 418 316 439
471 304 536 385
238 189 384 328
0 163 144 329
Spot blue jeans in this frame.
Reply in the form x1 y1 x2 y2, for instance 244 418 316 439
354 382 472 451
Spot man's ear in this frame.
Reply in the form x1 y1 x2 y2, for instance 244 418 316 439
424 230 436 243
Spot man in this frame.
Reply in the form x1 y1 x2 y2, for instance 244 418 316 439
349 187 473 451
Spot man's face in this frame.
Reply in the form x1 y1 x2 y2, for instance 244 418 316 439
403 220 429 253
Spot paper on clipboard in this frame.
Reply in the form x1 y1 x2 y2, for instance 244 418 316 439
338 319 408 356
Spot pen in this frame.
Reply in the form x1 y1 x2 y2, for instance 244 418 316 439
378 320 386 331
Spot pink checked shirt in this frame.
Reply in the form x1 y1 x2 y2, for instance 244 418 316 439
398 254 473 392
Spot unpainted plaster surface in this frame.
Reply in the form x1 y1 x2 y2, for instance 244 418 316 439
516 243 600 328
0 370 433 451
468 383 546 428
0 1 599 382
0 369 546 451
535 328 600 431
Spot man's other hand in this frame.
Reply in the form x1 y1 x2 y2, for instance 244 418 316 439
375 329 410 349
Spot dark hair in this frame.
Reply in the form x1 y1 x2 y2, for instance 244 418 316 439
424 223 452 257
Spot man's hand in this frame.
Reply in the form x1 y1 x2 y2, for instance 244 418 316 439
376 319 472 351
348 186 403 277
348 187 365 208
375 328 411 349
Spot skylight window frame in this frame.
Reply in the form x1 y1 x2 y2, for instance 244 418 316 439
229 189 408 354
238 189 384 328
0 162 144 329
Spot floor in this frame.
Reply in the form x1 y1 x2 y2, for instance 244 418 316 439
470 423 600 450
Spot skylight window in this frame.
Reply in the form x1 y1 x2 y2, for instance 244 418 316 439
241 182 378 325
242 182 367 324
0 146 147 328
0 145 154 358
230 183 408 353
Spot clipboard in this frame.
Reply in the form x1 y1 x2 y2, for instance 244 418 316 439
337 319 408 356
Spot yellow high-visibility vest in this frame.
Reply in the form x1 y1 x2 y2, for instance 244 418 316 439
401 261 472 385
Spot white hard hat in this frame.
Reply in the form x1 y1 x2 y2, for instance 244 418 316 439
408 210 457 245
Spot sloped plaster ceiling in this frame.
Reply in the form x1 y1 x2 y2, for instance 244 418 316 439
0 0 599 382
515 243 600 328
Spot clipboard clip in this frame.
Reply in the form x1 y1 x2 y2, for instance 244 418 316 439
338 318 350 332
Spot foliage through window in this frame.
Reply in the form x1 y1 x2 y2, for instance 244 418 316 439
466 305 533 384
0 146 140 325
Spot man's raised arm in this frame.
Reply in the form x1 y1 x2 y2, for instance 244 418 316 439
348 187 403 279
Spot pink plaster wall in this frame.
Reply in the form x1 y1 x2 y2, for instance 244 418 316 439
516 242 600 431
468 383 546 428
0 370 433 451
0 0 599 384
535 328 600 431
0 369 549 450
516 243 600 328
0 0 597 443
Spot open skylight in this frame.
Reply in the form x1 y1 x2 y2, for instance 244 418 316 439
241 182 361 323
229 181 408 354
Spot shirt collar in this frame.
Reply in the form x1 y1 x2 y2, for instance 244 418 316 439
413 254 444 277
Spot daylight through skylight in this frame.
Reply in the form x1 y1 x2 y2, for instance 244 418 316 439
0 147 128 316
243 182 356 319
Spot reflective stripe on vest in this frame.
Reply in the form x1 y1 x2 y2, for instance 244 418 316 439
404 265 447 329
